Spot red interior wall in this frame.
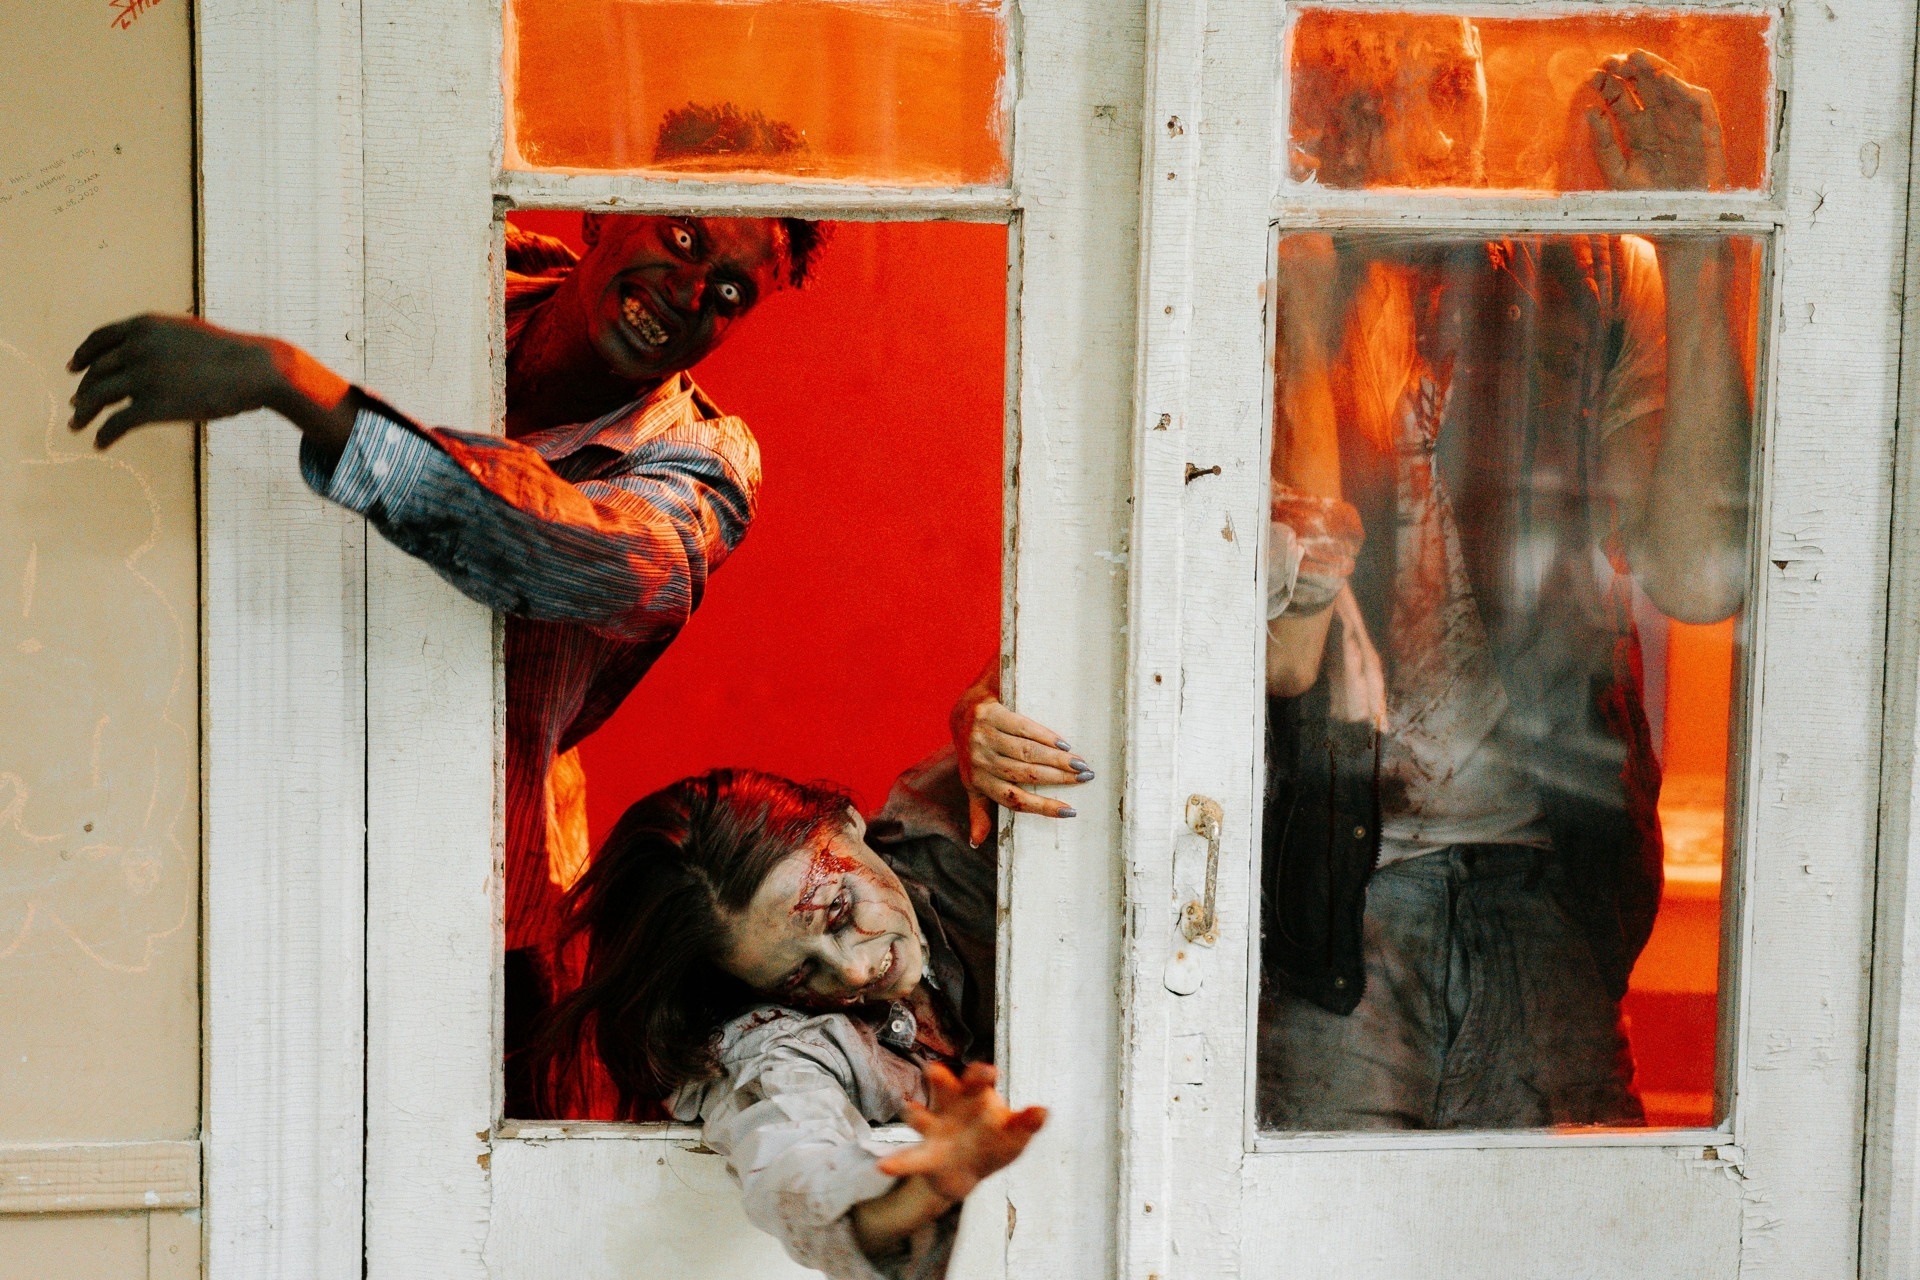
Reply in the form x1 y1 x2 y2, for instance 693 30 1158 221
506 212 1007 843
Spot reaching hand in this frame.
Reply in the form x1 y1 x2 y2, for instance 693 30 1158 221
1583 50 1728 192
67 313 355 453
876 1063 1048 1205
949 669 1091 848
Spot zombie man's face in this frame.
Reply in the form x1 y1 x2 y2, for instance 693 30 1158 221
717 814 929 1010
574 214 787 381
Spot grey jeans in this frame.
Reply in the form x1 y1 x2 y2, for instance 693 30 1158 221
1257 844 1644 1131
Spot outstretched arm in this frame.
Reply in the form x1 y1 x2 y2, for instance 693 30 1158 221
852 1062 1047 1258
68 313 758 642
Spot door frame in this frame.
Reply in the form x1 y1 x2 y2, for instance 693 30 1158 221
200 2 370 1277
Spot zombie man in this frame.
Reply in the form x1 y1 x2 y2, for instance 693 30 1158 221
67 106 821 1115
68 103 1086 1118
1260 23 1751 1128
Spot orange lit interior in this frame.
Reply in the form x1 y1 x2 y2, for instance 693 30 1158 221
503 214 1009 1118
506 0 1008 183
1630 615 1736 1128
1288 8 1773 192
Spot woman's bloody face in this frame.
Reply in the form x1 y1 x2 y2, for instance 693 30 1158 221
717 814 928 1009
573 214 785 382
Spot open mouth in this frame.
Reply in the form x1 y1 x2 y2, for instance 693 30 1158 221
619 286 671 350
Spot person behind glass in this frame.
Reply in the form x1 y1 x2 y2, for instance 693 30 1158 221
539 749 1041 1280
1260 20 1751 1129
62 100 1090 1118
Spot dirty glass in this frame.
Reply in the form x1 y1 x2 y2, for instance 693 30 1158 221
495 212 1011 1120
1286 9 1773 192
505 0 1009 184
1256 229 1762 1132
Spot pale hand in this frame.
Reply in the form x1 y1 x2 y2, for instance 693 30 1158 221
1584 49 1729 191
876 1063 1048 1205
949 666 1091 848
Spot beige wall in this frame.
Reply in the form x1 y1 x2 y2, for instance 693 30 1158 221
1 0 201 1273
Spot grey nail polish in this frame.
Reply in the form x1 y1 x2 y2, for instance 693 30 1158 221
1075 769 1096 783
1055 739 1072 751
1058 807 1077 818
1069 757 1091 772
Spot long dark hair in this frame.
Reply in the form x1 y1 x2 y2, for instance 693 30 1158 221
537 769 856 1120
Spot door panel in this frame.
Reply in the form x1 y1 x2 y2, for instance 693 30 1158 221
1122 0 1911 1273
360 0 1142 1275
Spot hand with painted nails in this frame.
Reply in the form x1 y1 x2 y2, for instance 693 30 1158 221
1581 49 1727 192
948 657 1092 847
65 313 358 458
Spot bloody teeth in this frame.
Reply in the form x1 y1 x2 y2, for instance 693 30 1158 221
620 294 669 348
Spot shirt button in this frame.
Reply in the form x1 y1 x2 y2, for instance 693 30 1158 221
1352 825 1367 840
1333 976 1348 990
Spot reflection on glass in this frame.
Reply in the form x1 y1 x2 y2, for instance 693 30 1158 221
506 0 1009 183
1287 8 1772 191
1257 229 1760 1132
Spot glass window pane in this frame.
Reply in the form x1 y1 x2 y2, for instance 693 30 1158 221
496 213 1010 1119
1287 9 1773 192
506 0 1009 183
1257 230 1761 1133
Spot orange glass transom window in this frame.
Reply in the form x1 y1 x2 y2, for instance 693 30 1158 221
506 0 1009 184
1287 8 1773 192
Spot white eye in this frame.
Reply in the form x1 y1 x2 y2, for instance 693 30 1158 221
718 281 742 306
672 225 695 251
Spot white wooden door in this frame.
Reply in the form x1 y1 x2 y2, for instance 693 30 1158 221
347 2 1143 1278
1119 0 1916 1276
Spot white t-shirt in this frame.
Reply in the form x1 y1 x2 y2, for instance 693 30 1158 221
1371 237 1668 864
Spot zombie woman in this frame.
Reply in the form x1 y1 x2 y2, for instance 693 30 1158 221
539 749 1046 1280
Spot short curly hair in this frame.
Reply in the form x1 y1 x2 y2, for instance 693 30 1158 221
654 102 829 287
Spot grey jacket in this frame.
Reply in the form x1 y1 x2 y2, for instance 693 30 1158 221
670 747 995 1280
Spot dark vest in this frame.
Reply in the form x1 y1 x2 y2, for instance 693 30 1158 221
1263 236 1664 1015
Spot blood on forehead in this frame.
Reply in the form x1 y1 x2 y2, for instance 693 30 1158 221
789 841 866 917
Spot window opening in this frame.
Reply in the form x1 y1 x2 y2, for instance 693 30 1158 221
493 212 1022 1126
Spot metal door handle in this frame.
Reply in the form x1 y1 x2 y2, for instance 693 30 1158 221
1179 795 1223 945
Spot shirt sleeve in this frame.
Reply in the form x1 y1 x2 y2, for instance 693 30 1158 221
1596 235 1669 442
299 399 755 643
685 1010 953 1280
1266 520 1305 619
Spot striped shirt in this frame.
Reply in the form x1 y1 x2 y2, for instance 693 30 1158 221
301 378 761 949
